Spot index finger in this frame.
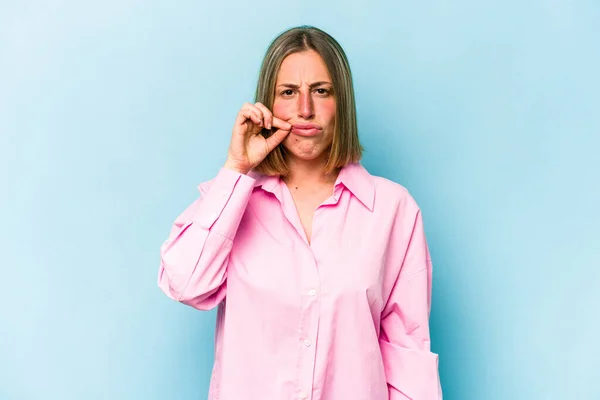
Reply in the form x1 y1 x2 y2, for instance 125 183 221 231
254 102 273 130
272 117 292 131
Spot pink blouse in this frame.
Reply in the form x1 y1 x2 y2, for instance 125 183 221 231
158 162 442 399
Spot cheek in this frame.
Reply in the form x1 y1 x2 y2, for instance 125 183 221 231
318 99 336 124
272 100 293 120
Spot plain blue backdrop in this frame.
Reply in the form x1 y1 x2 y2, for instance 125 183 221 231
1 1 599 399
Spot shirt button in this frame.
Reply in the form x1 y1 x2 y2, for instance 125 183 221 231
304 339 311 347
308 289 316 296
299 391 308 399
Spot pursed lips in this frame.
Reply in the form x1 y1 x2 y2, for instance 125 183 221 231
290 123 323 137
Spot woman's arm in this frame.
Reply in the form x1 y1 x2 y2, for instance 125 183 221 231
158 168 255 310
158 102 291 310
380 209 442 399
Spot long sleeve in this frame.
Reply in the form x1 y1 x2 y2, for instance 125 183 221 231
379 209 442 400
158 168 255 310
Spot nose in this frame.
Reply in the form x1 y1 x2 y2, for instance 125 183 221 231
297 89 314 120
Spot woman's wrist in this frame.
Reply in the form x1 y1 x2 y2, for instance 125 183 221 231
223 160 250 175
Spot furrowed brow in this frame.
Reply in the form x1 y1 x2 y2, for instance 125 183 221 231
277 81 332 89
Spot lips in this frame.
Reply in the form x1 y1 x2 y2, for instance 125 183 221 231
291 123 323 137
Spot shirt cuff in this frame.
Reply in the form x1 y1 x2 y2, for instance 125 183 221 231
381 340 441 400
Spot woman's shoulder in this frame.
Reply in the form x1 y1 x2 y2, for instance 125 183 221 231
372 174 411 196
367 170 421 212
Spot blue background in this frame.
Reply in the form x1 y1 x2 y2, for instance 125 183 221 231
1 1 599 399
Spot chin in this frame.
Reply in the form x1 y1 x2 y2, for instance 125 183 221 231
282 139 330 162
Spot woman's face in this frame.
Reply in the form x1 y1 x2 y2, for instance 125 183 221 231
272 50 336 163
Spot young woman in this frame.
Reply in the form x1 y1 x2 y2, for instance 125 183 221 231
158 25 442 400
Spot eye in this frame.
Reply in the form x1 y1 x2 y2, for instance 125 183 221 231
281 89 295 96
315 88 330 95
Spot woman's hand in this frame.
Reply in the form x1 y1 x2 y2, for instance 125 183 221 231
224 102 292 175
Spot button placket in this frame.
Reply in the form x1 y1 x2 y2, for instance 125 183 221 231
295 209 325 400
297 279 320 400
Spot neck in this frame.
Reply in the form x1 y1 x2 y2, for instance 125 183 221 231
283 155 339 187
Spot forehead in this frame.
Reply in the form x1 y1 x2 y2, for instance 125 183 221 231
276 50 331 82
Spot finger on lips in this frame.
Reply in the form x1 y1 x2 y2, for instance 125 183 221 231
272 117 292 131
239 103 291 132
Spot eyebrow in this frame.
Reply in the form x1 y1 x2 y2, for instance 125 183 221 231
276 81 332 89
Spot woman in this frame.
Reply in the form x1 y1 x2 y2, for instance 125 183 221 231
158 26 442 400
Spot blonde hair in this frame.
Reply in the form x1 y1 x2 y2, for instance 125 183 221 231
253 25 363 176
